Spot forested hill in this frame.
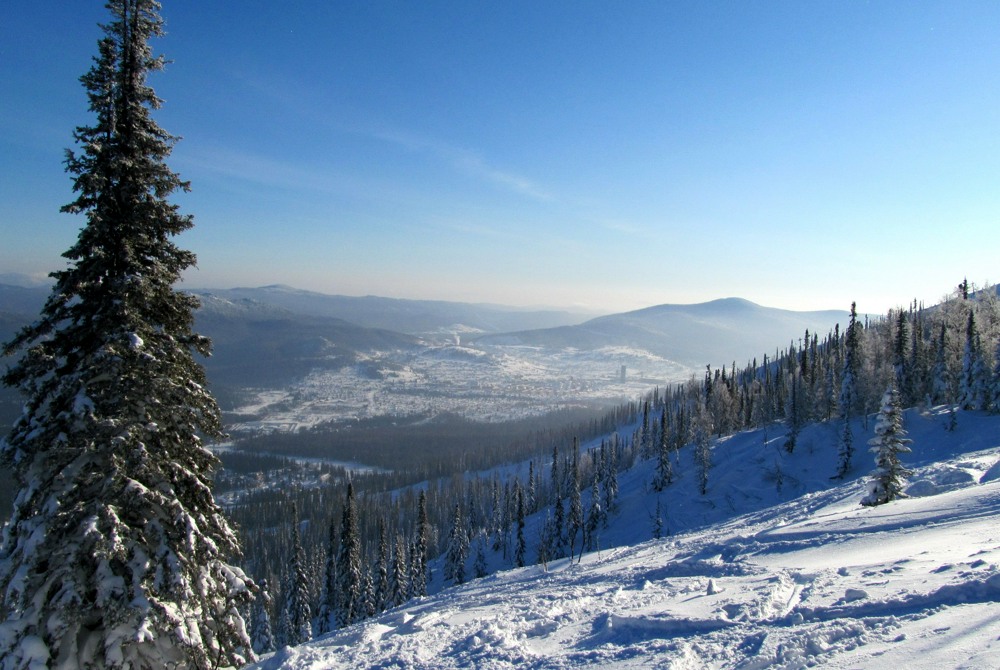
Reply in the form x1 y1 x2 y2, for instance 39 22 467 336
236 285 1000 666
474 297 849 369
245 287 1000 669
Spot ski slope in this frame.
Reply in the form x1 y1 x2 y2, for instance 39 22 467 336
251 409 1000 669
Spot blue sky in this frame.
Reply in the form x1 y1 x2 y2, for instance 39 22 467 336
2 2 999 313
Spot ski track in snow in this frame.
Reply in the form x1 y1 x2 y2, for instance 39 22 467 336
251 411 1000 669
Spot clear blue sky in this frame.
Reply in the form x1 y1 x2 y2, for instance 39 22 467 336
2 2 999 314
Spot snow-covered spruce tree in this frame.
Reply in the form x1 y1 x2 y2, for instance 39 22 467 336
861 386 913 506
567 448 583 562
251 579 275 655
959 310 988 411
316 515 339 635
473 532 488 579
652 408 673 491
282 505 312 646
391 533 410 607
374 518 390 614
990 340 1000 413
693 397 713 495
410 491 429 598
584 474 601 551
836 302 860 478
336 482 362 627
444 502 468 585
0 2 254 668
514 484 526 568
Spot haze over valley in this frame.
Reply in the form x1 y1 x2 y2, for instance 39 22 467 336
2 281 848 446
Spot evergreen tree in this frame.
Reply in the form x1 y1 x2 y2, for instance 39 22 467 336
490 478 505 554
784 369 801 454
0 3 254 666
931 322 953 405
360 568 376 620
893 310 912 402
652 498 664 540
552 490 566 559
514 484 527 568
652 408 673 491
836 302 860 478
550 443 561 500
585 474 602 551
336 483 362 627
444 502 468 585
602 439 619 518
639 401 651 458
536 512 553 571
411 491 430 597
251 579 275 655
391 533 410 607
862 386 913 506
283 507 312 646
959 310 988 410
567 448 584 561
316 515 339 635
374 518 391 614
526 460 537 513
990 340 1000 413
473 531 489 579
693 398 713 495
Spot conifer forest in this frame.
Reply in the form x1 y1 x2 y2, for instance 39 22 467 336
2 1 1000 668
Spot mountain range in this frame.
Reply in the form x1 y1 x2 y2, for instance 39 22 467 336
0 283 848 395
475 297 847 367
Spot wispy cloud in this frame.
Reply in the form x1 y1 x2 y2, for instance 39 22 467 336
210 69 556 204
367 127 554 202
597 218 647 236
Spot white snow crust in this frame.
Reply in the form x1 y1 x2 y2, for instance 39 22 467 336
250 408 1000 669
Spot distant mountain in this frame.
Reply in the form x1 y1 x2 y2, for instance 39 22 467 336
186 285 597 336
193 293 420 389
0 284 848 400
475 297 849 368
0 273 52 289
0 284 48 317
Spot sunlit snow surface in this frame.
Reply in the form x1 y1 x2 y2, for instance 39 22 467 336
251 410 1000 669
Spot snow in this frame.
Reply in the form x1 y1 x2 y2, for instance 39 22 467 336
249 409 1000 669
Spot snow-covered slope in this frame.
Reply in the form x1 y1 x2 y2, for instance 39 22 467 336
251 410 1000 669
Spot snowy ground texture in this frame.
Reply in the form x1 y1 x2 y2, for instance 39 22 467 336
251 409 1000 669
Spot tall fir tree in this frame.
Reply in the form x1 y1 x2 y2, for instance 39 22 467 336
374 518 391 615
862 386 913 506
514 483 527 568
567 447 583 562
391 533 410 607
251 579 275 655
0 2 254 667
959 310 988 410
931 322 953 404
282 505 312 646
316 515 340 635
473 531 489 579
693 397 713 495
410 491 430 598
336 483 363 627
652 408 673 491
990 341 1000 413
602 439 619 518
836 302 860 478
585 473 602 551
444 502 468 585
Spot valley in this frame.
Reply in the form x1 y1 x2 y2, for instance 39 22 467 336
225 343 691 436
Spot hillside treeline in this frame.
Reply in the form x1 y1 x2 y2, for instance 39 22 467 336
231 282 1000 653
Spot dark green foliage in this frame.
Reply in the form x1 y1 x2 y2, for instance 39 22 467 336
0 2 253 667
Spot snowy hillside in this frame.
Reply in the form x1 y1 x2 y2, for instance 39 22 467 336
250 409 1000 669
